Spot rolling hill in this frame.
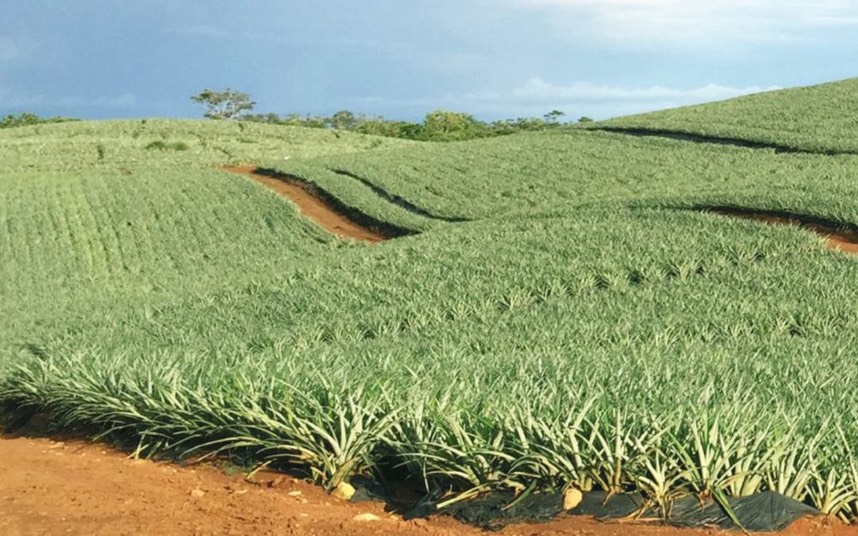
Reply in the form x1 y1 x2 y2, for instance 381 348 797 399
2 80 858 524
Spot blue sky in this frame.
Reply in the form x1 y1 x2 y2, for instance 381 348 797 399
1 0 857 121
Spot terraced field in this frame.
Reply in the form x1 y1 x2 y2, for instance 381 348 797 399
3 79 858 531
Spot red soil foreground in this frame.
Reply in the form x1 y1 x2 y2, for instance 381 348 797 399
222 165 387 243
2 433 857 536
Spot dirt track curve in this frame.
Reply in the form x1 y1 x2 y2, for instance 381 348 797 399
2 433 857 536
223 164 858 257
707 207 858 255
222 165 388 242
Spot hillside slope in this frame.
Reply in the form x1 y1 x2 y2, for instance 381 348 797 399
0 121 408 357
596 77 858 154
4 82 858 524
271 128 858 230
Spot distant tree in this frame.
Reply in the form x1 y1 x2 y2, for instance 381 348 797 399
396 121 423 139
578 116 594 124
0 112 76 128
300 114 328 129
512 116 547 131
422 110 482 140
544 110 565 124
355 116 410 138
191 88 256 120
243 112 282 124
280 113 306 126
331 110 357 130
216 100 587 141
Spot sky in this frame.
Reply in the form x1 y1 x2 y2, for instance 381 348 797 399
1 1 857 122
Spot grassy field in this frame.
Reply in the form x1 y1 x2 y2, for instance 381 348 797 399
3 80 858 521
0 121 411 355
597 77 858 154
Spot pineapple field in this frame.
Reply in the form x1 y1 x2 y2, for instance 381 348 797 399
3 79 858 533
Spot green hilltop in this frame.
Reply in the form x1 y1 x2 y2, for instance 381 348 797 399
599 77 858 154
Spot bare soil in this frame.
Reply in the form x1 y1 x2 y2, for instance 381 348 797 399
222 165 387 243
1 434 857 536
709 207 858 255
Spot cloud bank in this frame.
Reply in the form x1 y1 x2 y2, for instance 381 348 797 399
508 78 779 103
510 0 858 44
355 78 780 120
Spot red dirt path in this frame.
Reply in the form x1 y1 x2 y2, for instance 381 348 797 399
2 434 857 536
221 165 387 243
222 164 858 256
710 208 858 255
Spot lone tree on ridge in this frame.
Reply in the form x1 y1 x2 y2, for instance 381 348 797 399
191 88 256 120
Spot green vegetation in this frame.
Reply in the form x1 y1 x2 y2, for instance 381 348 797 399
272 127 858 231
0 120 409 359
191 88 256 120
200 89 584 141
244 108 581 142
144 140 190 151
600 78 858 154
1 112 77 129
3 79 858 522
0 119 414 174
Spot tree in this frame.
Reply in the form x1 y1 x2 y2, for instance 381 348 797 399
422 110 481 140
191 88 256 120
331 110 357 130
243 112 282 124
544 110 565 124
0 112 75 129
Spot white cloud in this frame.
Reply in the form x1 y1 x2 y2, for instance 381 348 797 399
508 78 780 104
351 78 780 120
463 78 780 118
509 0 858 45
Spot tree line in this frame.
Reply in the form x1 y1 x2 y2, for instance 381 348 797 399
192 88 593 142
0 88 596 143
0 112 76 129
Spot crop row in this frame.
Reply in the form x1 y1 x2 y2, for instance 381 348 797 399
276 127 858 233
599 78 858 154
7 205 858 518
5 113 858 524
5 326 858 519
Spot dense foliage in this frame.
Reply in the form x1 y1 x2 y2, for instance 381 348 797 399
242 108 586 142
3 79 858 523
